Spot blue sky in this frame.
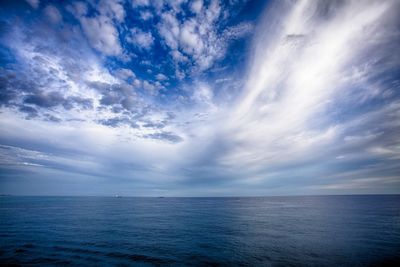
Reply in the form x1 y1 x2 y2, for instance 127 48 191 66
0 0 399 196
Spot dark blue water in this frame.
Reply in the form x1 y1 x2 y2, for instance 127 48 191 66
1 195 399 266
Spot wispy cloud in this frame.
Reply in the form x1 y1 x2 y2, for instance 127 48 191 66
170 0 400 194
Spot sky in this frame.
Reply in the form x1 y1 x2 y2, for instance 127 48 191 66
0 0 399 196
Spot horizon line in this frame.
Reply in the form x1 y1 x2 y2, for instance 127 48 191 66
2 193 399 198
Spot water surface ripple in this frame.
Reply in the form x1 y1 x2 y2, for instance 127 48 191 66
1 195 399 266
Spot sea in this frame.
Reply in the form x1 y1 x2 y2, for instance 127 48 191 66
1 195 399 266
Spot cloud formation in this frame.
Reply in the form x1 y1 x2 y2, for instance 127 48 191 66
0 0 399 196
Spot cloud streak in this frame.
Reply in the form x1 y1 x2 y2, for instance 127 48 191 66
170 0 400 195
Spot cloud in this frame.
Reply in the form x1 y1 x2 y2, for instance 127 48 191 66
98 0 126 23
98 116 139 128
190 0 203 14
43 5 62 24
18 105 39 119
158 11 180 50
179 20 202 54
25 0 40 9
113 68 136 81
223 22 253 40
66 2 88 17
142 121 165 129
65 96 93 110
191 0 400 189
191 83 214 108
79 15 122 56
66 1 125 56
0 84 17 106
144 131 183 143
132 0 150 8
156 0 250 76
24 91 64 108
155 73 168 81
127 28 154 50
0 145 49 166
1 0 399 196
23 91 93 114
158 2 224 71
140 10 153 21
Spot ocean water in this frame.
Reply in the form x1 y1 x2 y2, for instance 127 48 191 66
0 195 399 266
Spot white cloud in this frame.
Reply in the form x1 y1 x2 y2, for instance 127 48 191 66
67 2 88 17
140 10 153 20
132 79 142 88
205 0 221 22
26 0 39 9
43 5 62 24
156 73 168 81
145 0 399 195
170 50 188 63
98 0 126 23
158 11 181 50
157 0 244 73
80 15 122 56
213 0 396 177
190 0 203 14
143 80 156 92
165 0 187 13
132 0 150 8
114 68 135 80
223 22 253 40
192 83 214 108
127 28 154 50
71 0 126 56
180 20 203 55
